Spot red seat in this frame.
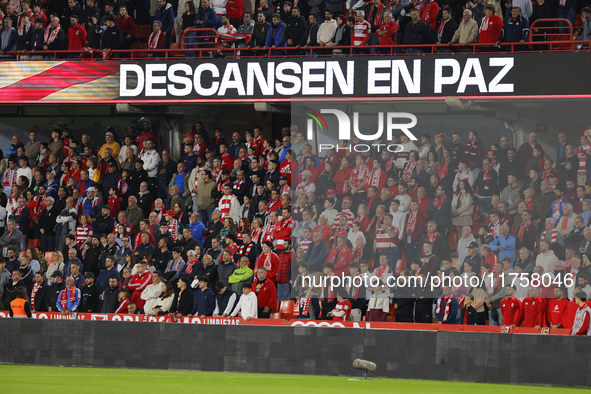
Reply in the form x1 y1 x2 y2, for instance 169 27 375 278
136 25 151 41
170 42 184 57
19 251 26 259
45 252 55 264
279 300 294 314
26 239 41 249
395 259 406 276
270 313 282 319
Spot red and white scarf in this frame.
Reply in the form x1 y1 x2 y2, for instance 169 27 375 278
324 274 335 302
402 162 416 184
553 198 563 216
426 232 437 243
349 274 360 299
148 30 161 49
18 21 31 36
456 190 466 208
436 297 453 322
518 220 531 241
488 272 503 296
367 168 382 188
438 160 449 179
31 282 42 309
541 228 559 245
407 210 418 233
433 194 446 208
294 288 313 316
219 195 234 219
374 264 390 279
483 168 493 181
44 25 61 44
3 169 17 188
251 228 263 243
185 259 199 275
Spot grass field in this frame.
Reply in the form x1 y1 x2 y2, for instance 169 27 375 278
0 365 588 393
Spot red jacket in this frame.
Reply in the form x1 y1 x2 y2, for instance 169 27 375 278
376 20 398 45
326 246 352 276
403 210 427 244
252 278 277 310
272 217 292 250
226 0 243 19
117 15 137 36
332 166 352 195
220 153 234 171
501 296 521 326
254 252 280 282
513 295 547 327
128 271 153 309
478 14 503 44
68 24 87 50
275 250 293 284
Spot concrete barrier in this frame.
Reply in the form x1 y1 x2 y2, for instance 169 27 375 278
1 319 589 387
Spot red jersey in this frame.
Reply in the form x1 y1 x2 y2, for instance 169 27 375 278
500 296 521 327
514 296 547 327
547 297 569 327
353 21 371 46
415 0 439 30
332 299 352 321
478 14 503 44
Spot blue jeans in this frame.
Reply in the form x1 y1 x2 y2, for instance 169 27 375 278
405 48 424 54
199 208 215 227
472 167 481 179
377 247 400 275
368 34 379 55
158 180 169 201
557 8 575 33
277 283 290 301
488 307 503 326
42 235 55 252
478 197 492 222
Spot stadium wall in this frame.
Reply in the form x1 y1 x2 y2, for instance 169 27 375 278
1 319 589 387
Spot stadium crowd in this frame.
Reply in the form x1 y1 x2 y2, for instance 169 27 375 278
0 0 590 58
1 120 591 336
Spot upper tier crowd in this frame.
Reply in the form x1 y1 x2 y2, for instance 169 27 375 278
1 0 590 58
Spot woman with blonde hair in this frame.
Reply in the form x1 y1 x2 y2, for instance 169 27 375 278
46 251 65 281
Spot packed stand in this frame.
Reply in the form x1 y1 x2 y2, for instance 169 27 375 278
0 0 589 59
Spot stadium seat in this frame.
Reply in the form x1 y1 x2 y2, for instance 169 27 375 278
136 25 151 41
272 300 280 313
19 251 26 259
448 231 457 251
279 300 294 314
270 313 282 319
575 14 583 30
45 252 55 264
26 239 41 249
395 259 406 276
170 43 184 57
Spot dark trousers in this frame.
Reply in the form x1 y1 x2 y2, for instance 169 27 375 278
258 307 271 318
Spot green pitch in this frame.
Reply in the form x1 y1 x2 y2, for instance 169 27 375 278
0 365 587 393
